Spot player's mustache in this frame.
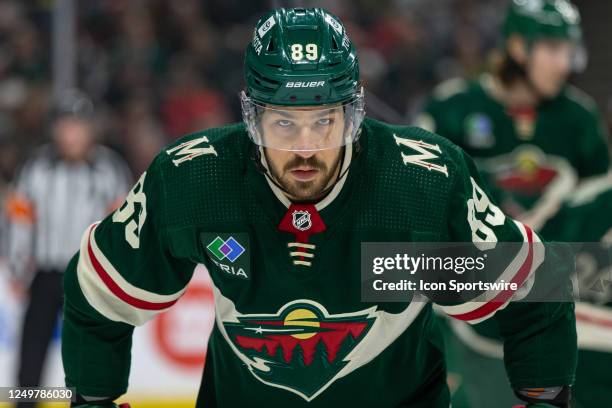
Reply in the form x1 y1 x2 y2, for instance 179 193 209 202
284 156 327 173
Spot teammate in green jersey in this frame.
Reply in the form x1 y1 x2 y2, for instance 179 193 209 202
62 8 576 408
417 1 610 407
418 0 609 231
540 174 612 408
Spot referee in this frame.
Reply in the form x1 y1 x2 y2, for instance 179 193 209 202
6 92 131 406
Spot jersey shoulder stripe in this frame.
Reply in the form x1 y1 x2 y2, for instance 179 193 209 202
563 85 599 115
432 77 470 101
77 222 187 325
568 173 612 207
438 221 543 324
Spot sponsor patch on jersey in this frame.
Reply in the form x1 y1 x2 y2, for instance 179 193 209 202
202 233 250 279
464 113 495 148
222 300 374 400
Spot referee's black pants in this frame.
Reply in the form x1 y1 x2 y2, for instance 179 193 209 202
16 269 64 408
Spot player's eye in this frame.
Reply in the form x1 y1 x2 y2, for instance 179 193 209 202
275 119 294 127
316 118 333 126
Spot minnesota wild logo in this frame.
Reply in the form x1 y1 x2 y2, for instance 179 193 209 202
477 145 577 229
222 300 375 400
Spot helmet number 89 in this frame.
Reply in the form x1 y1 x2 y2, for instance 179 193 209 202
291 43 318 61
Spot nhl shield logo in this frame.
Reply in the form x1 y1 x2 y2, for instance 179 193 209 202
292 210 312 231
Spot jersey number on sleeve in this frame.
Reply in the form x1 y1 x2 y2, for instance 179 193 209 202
112 172 148 249
466 177 505 250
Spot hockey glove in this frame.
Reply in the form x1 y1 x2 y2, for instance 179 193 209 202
513 386 571 408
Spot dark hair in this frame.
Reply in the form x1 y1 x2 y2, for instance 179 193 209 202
497 54 528 88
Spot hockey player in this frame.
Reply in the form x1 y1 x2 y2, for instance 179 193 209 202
455 174 612 407
418 0 609 231
540 174 612 407
417 1 610 406
63 8 576 408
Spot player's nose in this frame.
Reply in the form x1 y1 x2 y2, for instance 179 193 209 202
293 148 316 159
292 126 318 157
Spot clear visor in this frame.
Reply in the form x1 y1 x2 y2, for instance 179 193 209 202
241 88 365 152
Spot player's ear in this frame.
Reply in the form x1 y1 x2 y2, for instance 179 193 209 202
506 34 528 64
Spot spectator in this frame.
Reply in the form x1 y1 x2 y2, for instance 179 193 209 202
160 55 231 139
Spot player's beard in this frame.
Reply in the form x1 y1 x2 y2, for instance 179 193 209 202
268 152 342 202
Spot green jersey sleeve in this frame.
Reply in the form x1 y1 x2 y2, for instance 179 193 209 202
574 99 610 178
415 78 469 144
62 154 197 397
437 148 577 388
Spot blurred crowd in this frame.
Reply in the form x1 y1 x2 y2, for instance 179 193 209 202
0 0 611 211
1 0 611 401
0 0 509 183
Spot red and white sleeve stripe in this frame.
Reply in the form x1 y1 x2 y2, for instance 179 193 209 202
76 222 187 326
437 221 545 324
575 302 612 352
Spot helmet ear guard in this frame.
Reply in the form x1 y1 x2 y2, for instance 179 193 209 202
342 87 365 146
240 90 261 146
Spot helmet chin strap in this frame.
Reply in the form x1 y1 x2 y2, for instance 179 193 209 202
250 141 361 204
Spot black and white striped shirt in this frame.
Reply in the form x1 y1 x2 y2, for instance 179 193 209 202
8 144 131 278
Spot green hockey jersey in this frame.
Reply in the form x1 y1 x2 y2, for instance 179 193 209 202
61 118 576 407
419 74 608 408
540 174 612 407
418 74 610 230
441 175 612 408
